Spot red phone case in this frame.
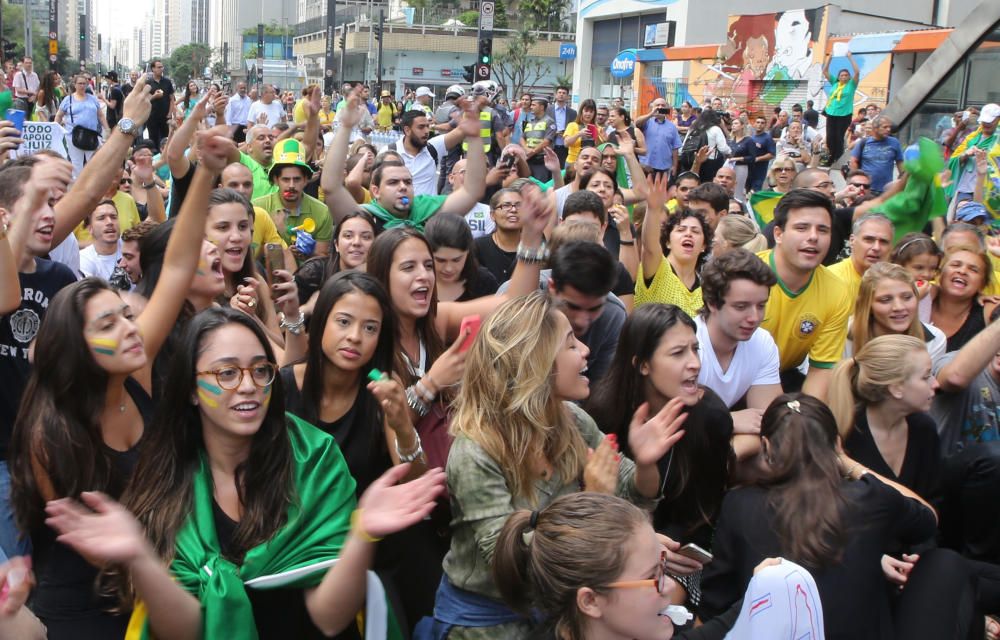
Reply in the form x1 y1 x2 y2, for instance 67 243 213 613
458 315 481 352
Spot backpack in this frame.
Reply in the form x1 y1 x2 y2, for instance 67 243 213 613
679 127 709 171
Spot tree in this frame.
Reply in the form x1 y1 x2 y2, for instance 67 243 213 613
1 3 71 73
167 43 213 84
518 0 570 31
492 28 551 101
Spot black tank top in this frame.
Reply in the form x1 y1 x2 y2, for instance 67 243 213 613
30 377 152 639
946 299 986 352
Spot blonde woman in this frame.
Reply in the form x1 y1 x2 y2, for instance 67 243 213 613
829 334 941 502
425 291 687 639
712 214 767 254
767 156 797 193
846 262 946 359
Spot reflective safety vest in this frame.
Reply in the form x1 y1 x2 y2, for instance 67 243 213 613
523 116 553 150
462 109 494 154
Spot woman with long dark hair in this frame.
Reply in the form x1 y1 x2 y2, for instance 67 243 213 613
179 80 201 119
425 213 499 302
295 210 378 311
33 70 62 122
586 303 733 557
700 394 941 639
607 107 647 157
9 134 233 638
45 307 445 639
681 108 730 182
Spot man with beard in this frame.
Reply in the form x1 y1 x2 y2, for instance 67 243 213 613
323 91 486 232
253 139 333 262
394 109 476 196
552 146 602 217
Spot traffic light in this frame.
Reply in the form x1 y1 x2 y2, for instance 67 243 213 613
462 64 475 83
1 40 16 61
477 37 492 66
339 33 345 49
373 21 382 42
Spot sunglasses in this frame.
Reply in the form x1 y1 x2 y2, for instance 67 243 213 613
775 166 795 172
120 178 132 185
849 182 870 189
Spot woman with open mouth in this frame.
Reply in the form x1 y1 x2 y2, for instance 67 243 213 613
43 307 445 640
424 292 685 639
295 211 378 316
930 244 996 352
637 174 712 317
845 262 946 360
8 138 232 639
586 303 734 613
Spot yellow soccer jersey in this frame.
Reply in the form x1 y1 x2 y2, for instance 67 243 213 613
635 256 703 317
758 250 851 371
827 257 863 303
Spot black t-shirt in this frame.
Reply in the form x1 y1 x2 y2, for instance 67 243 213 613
701 475 937 640
845 410 942 509
474 234 517 284
294 256 337 305
456 265 500 301
168 160 197 217
212 499 362 640
0 259 77 458
611 261 634 299
147 76 175 119
106 84 124 128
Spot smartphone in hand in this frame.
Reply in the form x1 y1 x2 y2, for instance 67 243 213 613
264 243 285 287
458 315 482 352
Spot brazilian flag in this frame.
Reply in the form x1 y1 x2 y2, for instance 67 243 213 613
749 190 784 228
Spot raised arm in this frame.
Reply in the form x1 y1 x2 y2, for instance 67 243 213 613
131 158 166 222
301 92 321 160
135 127 235 383
937 316 1000 391
439 98 488 217
640 173 669 279
847 51 860 83
167 91 211 178
52 76 153 245
615 132 649 203
320 92 364 226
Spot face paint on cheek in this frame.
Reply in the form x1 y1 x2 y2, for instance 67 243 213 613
197 379 224 396
197 389 220 408
196 259 208 276
88 337 118 356
262 383 272 407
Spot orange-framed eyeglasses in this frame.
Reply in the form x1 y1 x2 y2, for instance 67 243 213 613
605 551 669 593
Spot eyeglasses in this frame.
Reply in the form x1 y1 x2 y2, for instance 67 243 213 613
606 551 669 594
774 166 795 172
849 182 870 190
196 363 278 390
496 202 519 211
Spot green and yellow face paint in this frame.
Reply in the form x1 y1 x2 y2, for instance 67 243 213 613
196 379 223 408
88 337 118 356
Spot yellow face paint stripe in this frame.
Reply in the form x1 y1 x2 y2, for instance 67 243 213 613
88 337 118 355
197 389 220 408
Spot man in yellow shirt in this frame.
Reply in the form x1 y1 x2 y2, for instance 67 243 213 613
827 213 893 301
758 189 851 400
376 90 398 130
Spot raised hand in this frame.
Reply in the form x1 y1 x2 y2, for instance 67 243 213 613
627 398 687 467
646 171 670 217
45 492 150 566
542 146 561 173
583 434 621 494
426 326 471 389
123 74 154 127
615 131 635 157
367 375 413 436
355 465 446 539
517 183 552 245
195 125 238 174
337 90 365 130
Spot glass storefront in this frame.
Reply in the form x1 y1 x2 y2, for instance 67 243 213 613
589 13 665 107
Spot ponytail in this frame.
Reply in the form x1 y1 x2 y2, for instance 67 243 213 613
493 509 535 615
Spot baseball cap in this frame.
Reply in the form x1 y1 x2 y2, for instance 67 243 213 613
955 201 990 224
415 86 434 98
979 103 1000 125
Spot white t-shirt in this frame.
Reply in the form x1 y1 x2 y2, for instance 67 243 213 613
79 241 122 281
247 100 286 128
395 135 448 196
464 202 494 238
48 233 81 278
695 314 781 408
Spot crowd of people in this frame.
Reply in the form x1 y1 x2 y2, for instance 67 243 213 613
0 53 999 640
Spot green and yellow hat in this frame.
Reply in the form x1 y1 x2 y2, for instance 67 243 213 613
268 138 314 180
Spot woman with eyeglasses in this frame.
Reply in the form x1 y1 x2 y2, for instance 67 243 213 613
492 492 821 640
44 307 446 639
9 134 234 639
700 394 944 640
767 156 797 194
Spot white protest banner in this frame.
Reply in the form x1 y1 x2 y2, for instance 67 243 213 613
16 121 68 158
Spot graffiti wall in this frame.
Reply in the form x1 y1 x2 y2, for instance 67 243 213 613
647 7 892 117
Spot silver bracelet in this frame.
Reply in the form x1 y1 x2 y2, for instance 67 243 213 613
395 431 424 463
279 311 306 336
405 385 429 417
516 241 549 264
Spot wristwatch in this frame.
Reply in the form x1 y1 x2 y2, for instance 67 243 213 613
117 118 139 137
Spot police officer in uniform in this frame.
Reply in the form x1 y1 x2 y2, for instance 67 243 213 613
432 84 465 134
522 95 557 181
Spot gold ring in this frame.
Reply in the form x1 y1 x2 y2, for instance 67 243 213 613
248 299 256 308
